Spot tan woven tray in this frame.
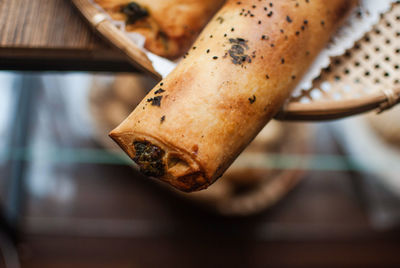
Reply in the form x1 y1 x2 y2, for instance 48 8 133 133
73 0 400 121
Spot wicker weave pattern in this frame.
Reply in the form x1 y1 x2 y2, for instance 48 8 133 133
278 2 400 120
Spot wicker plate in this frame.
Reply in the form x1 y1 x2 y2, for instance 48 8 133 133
73 0 400 120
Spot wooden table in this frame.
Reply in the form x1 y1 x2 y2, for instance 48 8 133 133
0 0 137 72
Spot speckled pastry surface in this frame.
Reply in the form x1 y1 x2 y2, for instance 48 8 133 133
110 0 357 192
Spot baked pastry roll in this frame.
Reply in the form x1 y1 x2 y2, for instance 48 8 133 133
110 0 358 192
94 0 225 59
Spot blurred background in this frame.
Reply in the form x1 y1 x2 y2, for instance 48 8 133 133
1 72 400 268
2 0 400 267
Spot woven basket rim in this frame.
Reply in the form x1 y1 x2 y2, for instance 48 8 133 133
73 0 400 121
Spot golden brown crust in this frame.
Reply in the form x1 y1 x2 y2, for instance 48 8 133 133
110 0 358 192
94 0 225 59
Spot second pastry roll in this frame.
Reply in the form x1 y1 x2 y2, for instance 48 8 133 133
110 0 357 192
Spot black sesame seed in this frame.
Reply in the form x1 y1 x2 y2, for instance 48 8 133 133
147 96 163 107
248 95 256 104
154 88 165 94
